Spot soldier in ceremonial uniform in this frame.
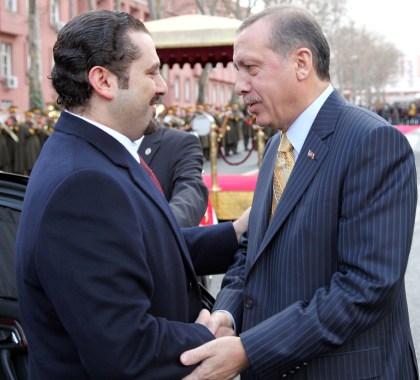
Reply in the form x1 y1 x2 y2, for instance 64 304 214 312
194 104 210 160
5 106 27 174
0 121 11 171
163 107 184 129
43 103 59 136
21 111 42 175
229 102 243 153
181 106 194 132
242 113 257 151
220 104 239 156
32 108 49 146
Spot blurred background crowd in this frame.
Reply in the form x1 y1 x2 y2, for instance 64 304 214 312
2 98 419 176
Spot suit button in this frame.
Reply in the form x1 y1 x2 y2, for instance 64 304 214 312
187 281 193 290
245 297 254 309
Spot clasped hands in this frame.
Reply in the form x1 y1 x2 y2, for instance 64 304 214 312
180 310 249 379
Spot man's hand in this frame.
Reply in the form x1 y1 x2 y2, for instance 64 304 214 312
195 310 235 338
204 311 235 338
195 309 212 326
232 207 251 242
180 336 249 380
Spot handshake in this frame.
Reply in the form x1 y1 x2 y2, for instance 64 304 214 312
180 310 249 380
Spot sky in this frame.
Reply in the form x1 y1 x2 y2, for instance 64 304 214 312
346 0 420 56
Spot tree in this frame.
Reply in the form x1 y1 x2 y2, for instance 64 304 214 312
27 0 44 110
148 0 164 20
330 22 401 107
87 0 96 11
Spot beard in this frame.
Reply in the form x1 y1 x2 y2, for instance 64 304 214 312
144 118 159 135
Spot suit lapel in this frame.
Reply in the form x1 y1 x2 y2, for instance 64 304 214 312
138 126 163 166
55 113 197 277
248 90 345 271
129 163 197 278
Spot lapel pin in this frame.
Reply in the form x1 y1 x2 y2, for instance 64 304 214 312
145 148 152 155
307 150 315 160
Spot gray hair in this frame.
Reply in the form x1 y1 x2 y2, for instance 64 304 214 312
239 5 330 81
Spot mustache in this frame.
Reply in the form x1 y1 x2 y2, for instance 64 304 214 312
150 96 161 105
243 95 262 106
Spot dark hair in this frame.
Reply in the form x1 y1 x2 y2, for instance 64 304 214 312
50 10 149 110
239 5 330 81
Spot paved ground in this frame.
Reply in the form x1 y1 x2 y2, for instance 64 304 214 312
207 128 420 366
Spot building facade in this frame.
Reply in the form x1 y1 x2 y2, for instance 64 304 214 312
0 0 237 120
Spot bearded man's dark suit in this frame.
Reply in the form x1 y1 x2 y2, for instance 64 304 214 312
215 90 418 379
15 111 238 379
139 124 208 227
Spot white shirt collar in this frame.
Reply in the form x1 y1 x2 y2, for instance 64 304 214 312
65 111 141 163
286 84 334 159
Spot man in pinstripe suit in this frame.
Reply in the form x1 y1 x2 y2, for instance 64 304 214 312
181 5 419 379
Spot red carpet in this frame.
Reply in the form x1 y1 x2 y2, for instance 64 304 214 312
394 125 420 134
202 173 257 192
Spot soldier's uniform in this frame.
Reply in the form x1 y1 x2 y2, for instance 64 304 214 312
220 104 240 156
4 106 27 174
33 108 49 146
228 103 243 154
162 106 184 130
21 111 42 174
182 107 194 132
242 113 256 151
44 102 59 135
0 122 11 171
194 104 210 161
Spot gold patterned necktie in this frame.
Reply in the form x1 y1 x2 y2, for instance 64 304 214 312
271 133 295 217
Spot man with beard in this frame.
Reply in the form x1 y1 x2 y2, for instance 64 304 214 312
15 10 249 379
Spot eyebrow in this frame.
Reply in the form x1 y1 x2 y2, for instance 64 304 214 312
146 62 161 73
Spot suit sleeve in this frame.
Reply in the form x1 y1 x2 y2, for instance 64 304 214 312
222 126 417 378
35 170 214 379
168 132 208 227
213 231 248 329
182 222 240 275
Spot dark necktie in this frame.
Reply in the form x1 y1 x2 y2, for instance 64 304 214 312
140 158 164 195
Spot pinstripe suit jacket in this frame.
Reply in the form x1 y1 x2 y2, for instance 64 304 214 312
214 90 419 379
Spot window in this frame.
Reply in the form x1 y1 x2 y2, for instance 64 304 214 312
5 0 17 12
0 43 12 78
1 100 13 111
220 85 225 105
50 0 64 30
212 84 217 104
174 76 180 100
185 78 191 102
50 0 59 23
195 80 199 102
